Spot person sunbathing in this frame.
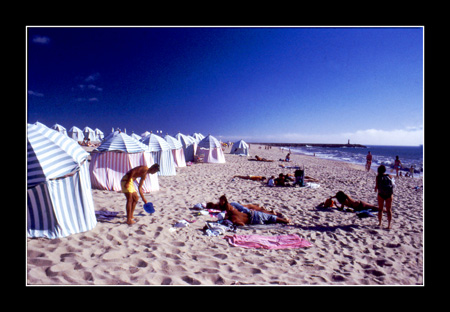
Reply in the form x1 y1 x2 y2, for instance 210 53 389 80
215 195 290 226
207 195 278 215
253 155 274 162
332 191 379 212
232 175 266 181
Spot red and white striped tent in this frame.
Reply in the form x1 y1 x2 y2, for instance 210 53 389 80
89 131 159 193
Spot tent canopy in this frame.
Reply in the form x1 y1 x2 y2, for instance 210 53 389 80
198 134 222 149
27 123 97 238
164 134 183 150
96 131 145 153
52 124 67 136
231 139 250 156
27 123 89 188
68 126 84 141
141 133 171 152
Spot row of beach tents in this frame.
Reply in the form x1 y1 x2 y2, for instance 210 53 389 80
27 122 251 239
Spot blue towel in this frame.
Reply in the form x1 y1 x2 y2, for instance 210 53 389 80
95 210 120 221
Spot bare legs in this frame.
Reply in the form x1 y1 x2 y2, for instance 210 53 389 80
125 192 139 225
377 195 393 229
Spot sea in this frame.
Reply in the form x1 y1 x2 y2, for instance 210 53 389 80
284 145 424 176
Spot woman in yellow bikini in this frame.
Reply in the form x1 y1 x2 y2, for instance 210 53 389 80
121 164 159 225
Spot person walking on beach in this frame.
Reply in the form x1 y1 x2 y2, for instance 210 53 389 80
375 165 394 229
366 151 372 172
120 164 160 225
394 156 402 177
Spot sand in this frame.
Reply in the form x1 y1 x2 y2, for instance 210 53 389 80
26 144 424 285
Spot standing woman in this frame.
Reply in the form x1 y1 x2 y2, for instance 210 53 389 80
375 165 394 229
394 155 402 177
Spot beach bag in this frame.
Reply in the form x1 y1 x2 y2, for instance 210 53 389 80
378 174 394 196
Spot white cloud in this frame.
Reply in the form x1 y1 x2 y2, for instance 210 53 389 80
28 90 44 97
32 36 50 45
85 73 100 82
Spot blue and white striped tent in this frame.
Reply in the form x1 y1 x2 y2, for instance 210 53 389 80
230 139 250 156
198 134 222 149
83 126 97 141
95 128 104 141
68 126 84 141
141 133 176 176
192 133 205 143
52 123 68 136
97 131 145 153
27 123 97 239
165 134 186 168
175 132 197 162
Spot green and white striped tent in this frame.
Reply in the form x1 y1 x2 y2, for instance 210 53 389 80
27 123 97 239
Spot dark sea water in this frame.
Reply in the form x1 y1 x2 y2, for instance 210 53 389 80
286 145 423 175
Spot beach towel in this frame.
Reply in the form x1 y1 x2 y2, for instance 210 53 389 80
224 234 312 250
95 210 120 221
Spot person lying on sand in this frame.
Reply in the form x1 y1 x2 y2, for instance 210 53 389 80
253 155 274 162
214 195 290 226
332 191 379 212
207 195 285 218
232 175 266 182
120 164 160 225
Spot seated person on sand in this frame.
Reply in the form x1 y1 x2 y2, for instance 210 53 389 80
232 175 266 182
274 173 295 186
279 153 291 162
254 155 274 162
331 191 379 212
291 169 319 186
267 176 275 187
215 195 290 226
274 173 288 186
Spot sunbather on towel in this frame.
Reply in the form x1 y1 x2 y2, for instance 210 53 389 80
207 195 280 216
253 155 274 162
121 164 160 225
232 175 266 182
332 191 379 212
216 195 290 226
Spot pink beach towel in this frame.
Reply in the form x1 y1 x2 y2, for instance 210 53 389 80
224 234 312 250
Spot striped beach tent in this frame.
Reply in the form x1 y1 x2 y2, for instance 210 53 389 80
97 131 144 153
68 126 84 141
141 133 176 176
164 134 186 168
83 126 97 141
131 132 142 141
230 139 250 156
52 123 68 136
89 131 159 192
197 134 226 163
27 123 97 239
175 132 197 162
192 133 205 143
95 128 104 141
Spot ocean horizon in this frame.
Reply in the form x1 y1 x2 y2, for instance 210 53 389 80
274 144 423 175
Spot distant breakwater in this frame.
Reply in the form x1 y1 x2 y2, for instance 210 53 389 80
252 143 367 148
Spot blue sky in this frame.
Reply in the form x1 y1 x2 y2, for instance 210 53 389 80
27 26 423 145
